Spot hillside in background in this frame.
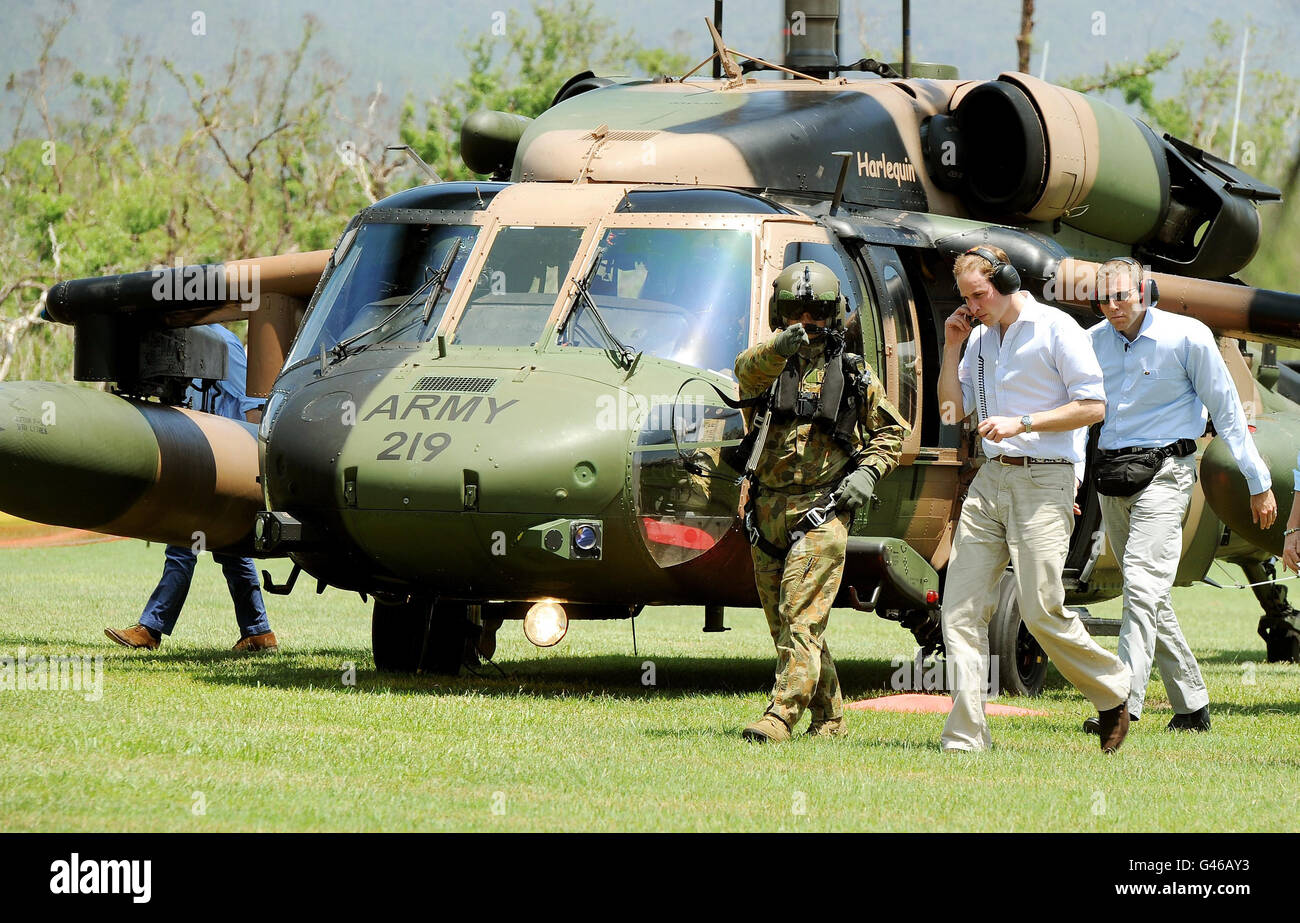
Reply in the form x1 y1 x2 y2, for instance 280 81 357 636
5 0 1300 134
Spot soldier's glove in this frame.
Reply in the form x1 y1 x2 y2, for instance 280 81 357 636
836 466 879 512
773 323 809 357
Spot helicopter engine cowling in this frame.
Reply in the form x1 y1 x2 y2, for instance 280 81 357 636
939 73 1271 278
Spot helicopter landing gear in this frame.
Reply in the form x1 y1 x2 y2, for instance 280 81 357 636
1238 558 1300 664
987 570 1049 697
371 596 481 675
1259 615 1300 663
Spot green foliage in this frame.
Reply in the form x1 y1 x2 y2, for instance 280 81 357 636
399 0 689 181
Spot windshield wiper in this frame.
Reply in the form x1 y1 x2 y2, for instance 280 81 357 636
330 238 462 362
367 238 464 349
559 248 635 368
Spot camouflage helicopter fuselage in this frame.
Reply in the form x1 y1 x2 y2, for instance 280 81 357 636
8 62 1300 678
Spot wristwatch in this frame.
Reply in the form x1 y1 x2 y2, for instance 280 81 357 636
1284 528 1300 537
1020 414 1033 434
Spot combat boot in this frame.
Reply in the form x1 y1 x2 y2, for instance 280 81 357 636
805 715 847 737
742 712 791 743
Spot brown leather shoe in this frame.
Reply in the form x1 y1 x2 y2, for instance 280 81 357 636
232 631 278 653
1097 703 1130 754
105 624 160 650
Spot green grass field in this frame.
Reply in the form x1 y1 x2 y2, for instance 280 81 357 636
2 538 1298 832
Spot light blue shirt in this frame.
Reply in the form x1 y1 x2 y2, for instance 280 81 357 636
959 294 1105 479
186 325 264 422
1090 306 1271 495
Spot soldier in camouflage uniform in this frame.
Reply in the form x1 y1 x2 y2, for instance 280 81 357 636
735 261 909 742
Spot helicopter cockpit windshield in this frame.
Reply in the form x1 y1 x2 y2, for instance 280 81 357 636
285 220 479 366
557 227 753 377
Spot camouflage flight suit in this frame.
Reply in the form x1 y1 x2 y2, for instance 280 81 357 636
735 335 909 731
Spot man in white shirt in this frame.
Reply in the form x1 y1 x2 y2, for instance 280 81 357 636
1088 257 1276 733
938 246 1132 753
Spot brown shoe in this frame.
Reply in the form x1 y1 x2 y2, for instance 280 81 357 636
104 624 160 650
232 631 278 653
805 716 848 738
1097 703 1130 754
742 712 791 743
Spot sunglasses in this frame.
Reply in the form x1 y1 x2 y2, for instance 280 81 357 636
1102 290 1133 303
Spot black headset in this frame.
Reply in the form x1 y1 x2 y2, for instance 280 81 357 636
1092 256 1158 315
963 247 1021 295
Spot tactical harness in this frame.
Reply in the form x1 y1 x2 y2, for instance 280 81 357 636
696 338 875 561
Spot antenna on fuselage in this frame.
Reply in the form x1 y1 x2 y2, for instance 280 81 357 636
830 151 853 216
706 17 743 86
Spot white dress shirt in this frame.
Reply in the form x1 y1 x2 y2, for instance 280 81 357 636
1090 306 1271 495
958 293 1105 473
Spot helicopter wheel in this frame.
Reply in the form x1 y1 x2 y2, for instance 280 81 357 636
372 596 480 675
988 570 1048 697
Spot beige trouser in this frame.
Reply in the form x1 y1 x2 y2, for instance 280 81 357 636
940 461 1131 751
1100 455 1209 719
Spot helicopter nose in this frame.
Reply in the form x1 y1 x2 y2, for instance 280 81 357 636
266 367 630 517
261 364 650 590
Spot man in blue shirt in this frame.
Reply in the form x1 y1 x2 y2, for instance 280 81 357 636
1088 258 1276 733
105 324 277 653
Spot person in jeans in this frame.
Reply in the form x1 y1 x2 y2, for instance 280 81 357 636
105 324 276 653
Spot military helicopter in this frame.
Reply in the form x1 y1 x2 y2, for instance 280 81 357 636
4 1 1300 693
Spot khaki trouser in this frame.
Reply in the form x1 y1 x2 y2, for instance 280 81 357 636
1100 455 1209 718
941 461 1131 751
751 488 848 730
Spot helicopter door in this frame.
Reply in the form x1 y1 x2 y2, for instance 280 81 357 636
846 243 965 568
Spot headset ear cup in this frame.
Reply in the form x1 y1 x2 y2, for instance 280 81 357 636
1145 278 1158 306
995 264 1021 295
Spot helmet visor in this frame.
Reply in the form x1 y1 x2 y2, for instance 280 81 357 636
776 295 837 324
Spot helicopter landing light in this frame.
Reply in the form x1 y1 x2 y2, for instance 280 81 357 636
524 600 568 648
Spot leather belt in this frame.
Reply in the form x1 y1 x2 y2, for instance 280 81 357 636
1098 438 1197 459
993 455 1070 466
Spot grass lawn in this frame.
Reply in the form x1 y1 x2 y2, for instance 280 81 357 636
1 537 1298 832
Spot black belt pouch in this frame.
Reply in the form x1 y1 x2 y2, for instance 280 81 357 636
1094 450 1164 497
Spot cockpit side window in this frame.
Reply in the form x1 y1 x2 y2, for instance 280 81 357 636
558 226 753 377
451 225 584 347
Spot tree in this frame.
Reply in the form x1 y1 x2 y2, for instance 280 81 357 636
0 6 398 381
1017 0 1035 75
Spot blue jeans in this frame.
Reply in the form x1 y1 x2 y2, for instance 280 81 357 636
139 545 272 638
